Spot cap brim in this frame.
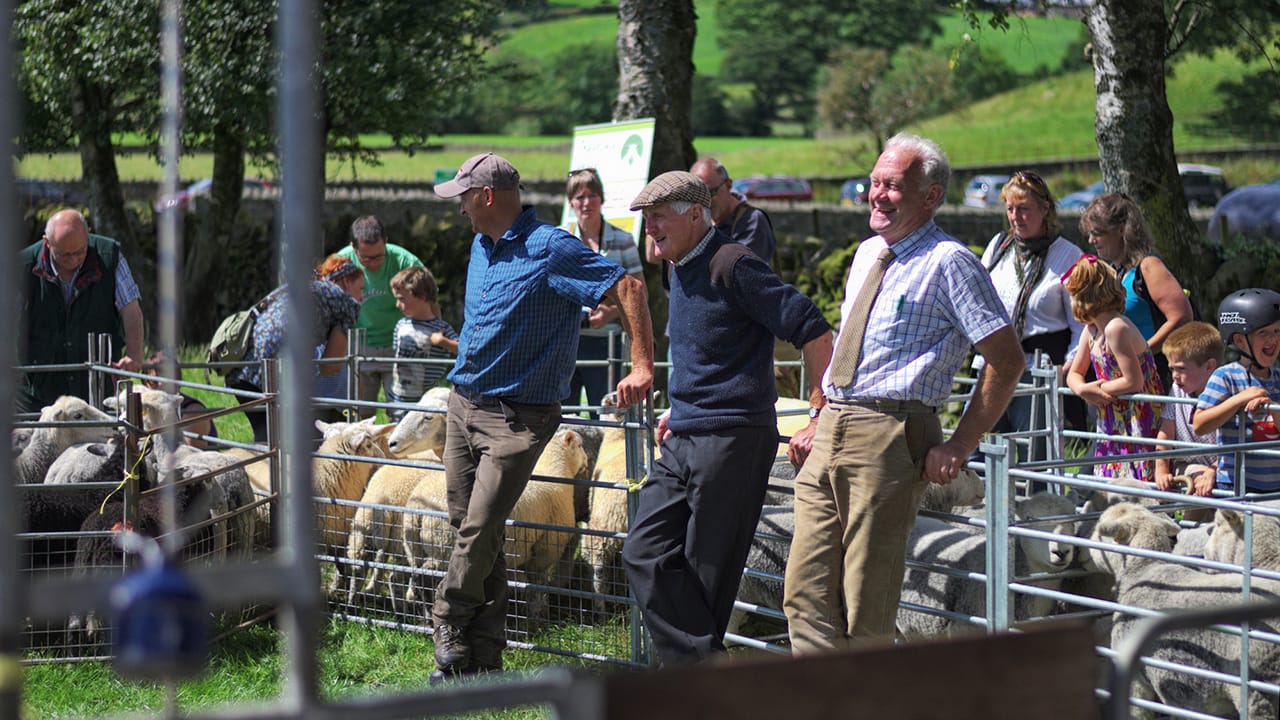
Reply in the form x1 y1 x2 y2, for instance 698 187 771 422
434 179 467 199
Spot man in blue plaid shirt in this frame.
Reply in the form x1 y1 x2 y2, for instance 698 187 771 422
430 153 653 681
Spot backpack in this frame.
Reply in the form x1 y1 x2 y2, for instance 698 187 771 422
206 289 281 375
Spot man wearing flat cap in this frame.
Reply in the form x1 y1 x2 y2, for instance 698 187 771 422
620 170 833 665
431 152 654 681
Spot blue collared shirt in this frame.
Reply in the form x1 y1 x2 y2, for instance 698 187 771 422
823 221 1010 407
449 207 626 404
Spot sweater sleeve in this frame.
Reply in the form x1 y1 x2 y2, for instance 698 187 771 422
727 251 830 348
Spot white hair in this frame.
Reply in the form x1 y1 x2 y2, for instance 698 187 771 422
884 133 951 191
668 200 713 226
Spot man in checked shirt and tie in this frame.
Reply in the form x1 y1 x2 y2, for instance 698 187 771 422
782 133 1024 652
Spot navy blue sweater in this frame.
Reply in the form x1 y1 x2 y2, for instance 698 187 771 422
667 231 830 433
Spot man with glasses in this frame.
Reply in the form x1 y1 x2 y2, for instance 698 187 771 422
690 157 776 263
18 208 144 413
338 214 424 415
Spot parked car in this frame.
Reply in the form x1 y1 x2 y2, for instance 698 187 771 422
840 177 871 206
1207 184 1280 245
739 175 813 202
1178 163 1230 209
962 174 1011 209
154 177 272 212
1058 180 1105 211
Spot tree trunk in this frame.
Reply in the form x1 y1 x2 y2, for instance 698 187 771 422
615 0 697 175
70 77 134 249
1086 0 1204 296
184 125 248 343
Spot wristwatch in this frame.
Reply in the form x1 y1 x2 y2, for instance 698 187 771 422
808 405 822 420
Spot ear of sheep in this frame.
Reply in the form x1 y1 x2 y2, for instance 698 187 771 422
315 419 333 435
375 423 396 438
1216 508 1244 532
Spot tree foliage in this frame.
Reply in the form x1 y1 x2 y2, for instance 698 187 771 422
716 0 945 133
818 46 953 153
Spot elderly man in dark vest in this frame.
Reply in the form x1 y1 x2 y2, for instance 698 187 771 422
18 209 144 414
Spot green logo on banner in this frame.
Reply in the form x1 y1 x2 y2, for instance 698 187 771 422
621 135 645 167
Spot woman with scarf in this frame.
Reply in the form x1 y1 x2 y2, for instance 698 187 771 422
974 171 1085 458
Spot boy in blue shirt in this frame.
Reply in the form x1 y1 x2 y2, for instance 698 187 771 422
1194 288 1280 493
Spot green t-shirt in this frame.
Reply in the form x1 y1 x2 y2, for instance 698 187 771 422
338 242 424 347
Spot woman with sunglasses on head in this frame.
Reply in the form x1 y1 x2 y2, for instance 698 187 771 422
974 171 1086 456
1079 193 1193 389
561 168 645 415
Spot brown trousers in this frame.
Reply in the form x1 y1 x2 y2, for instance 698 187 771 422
783 400 940 652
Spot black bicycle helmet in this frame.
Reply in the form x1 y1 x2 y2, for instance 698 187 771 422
1217 288 1280 346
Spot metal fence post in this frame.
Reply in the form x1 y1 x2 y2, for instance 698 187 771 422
982 434 1013 634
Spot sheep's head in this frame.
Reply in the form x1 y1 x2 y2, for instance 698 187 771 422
12 428 32 454
40 395 117 447
387 410 446 459
534 428 587 479
1204 508 1280 570
1014 492 1079 573
318 421 390 460
1088 502 1180 577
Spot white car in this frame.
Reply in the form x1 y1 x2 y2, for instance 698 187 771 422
962 174 1011 209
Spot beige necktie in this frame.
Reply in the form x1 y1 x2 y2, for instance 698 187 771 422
829 247 896 388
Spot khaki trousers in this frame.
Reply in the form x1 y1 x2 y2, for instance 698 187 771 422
783 400 941 653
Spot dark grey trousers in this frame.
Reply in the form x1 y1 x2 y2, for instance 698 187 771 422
621 425 777 665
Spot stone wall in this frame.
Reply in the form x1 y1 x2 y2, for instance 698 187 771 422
17 195 1210 352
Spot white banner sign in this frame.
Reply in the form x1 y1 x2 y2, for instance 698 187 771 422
560 118 655 244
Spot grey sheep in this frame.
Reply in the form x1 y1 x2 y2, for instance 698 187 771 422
896 492 1079 640
1091 502 1280 720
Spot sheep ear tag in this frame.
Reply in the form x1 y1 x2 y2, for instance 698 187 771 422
109 535 208 681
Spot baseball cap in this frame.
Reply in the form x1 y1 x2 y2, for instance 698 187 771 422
629 171 712 211
434 153 521 198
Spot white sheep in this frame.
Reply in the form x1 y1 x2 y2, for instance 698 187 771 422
580 397 664 621
228 419 390 593
43 437 125 486
400 427 586 624
896 492 1079 640
1090 502 1280 719
15 396 118 484
385 387 451 459
344 450 442 612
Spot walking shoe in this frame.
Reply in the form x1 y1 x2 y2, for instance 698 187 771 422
432 622 471 673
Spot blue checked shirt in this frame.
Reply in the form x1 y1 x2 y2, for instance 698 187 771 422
823 221 1011 408
449 207 626 404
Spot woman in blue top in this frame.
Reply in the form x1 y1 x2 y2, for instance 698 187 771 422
1080 193 1192 385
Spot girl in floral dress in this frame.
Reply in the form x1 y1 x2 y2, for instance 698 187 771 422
1062 255 1164 481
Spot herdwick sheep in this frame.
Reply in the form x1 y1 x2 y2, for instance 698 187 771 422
1203 507 1280 570
43 436 126 486
896 492 1079 640
400 427 587 624
15 396 119 484
110 388 257 561
68 477 219 640
1090 502 1280 720
17 482 149 573
725 471 989 639
12 428 32 454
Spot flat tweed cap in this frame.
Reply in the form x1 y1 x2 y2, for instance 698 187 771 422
435 152 521 198
629 171 711 211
